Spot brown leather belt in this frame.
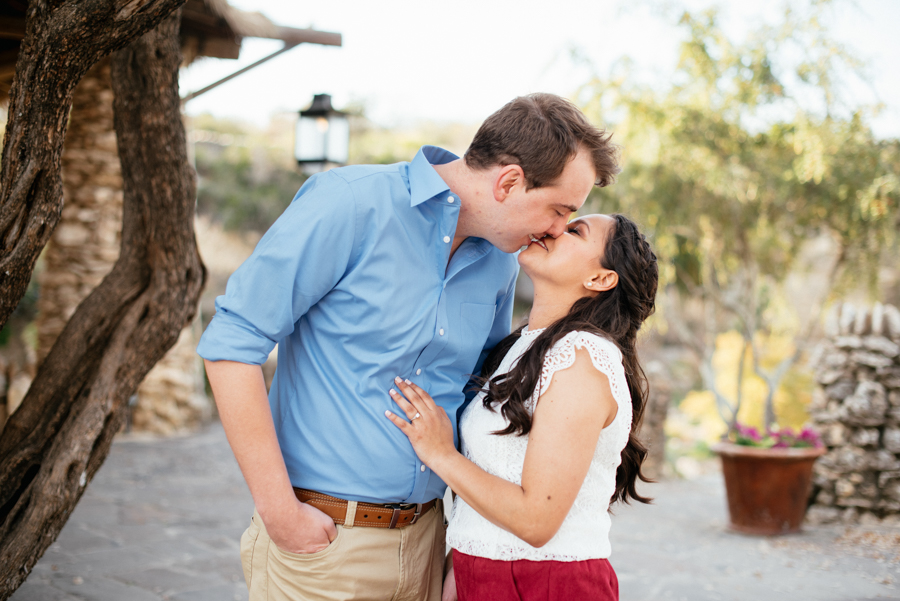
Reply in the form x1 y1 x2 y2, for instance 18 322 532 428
294 488 437 529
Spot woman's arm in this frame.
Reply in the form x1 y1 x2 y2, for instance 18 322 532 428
386 348 617 548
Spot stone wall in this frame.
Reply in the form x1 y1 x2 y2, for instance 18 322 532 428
639 360 673 480
130 319 212 435
0 350 36 435
36 59 123 359
808 302 900 524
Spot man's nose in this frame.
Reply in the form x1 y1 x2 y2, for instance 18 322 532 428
546 217 568 238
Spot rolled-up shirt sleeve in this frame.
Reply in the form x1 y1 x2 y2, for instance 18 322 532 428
197 171 357 365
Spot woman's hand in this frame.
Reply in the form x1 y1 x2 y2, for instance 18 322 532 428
385 377 457 468
441 565 457 601
442 549 457 601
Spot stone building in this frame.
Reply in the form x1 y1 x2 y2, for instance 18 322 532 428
808 302 900 524
0 1 340 434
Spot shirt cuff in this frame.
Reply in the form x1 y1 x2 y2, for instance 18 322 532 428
196 310 277 365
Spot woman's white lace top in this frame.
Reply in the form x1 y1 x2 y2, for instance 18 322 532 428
446 328 632 562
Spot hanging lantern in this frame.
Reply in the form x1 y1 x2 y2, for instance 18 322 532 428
294 93 349 173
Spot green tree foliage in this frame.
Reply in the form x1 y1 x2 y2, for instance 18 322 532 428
345 101 476 166
579 3 900 429
191 114 308 233
190 109 477 234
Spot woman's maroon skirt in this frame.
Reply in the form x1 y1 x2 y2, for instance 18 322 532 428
453 550 618 601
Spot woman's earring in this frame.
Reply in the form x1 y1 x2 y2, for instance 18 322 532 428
587 282 593 287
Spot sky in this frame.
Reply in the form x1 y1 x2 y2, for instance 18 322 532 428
180 0 900 138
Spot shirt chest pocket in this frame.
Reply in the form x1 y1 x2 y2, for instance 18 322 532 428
454 302 496 370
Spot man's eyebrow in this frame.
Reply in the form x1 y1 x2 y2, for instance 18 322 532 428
559 204 579 213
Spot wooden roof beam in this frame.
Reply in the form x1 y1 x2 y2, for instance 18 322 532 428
0 17 25 40
274 27 341 48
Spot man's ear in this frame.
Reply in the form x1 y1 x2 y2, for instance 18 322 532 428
493 164 524 202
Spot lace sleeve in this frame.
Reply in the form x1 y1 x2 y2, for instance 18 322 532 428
535 331 633 427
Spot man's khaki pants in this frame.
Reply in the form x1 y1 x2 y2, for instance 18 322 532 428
241 501 445 601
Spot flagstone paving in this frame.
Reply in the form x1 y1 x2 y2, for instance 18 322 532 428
9 421 900 601
611 472 900 600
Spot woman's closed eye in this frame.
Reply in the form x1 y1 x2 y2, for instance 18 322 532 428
567 225 582 236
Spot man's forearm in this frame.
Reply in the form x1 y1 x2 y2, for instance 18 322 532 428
204 359 336 553
203 360 296 520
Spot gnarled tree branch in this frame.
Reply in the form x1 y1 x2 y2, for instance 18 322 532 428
0 10 204 598
0 0 187 330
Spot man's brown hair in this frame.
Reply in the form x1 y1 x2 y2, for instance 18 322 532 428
464 93 619 190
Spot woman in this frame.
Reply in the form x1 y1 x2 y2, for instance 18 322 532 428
385 213 658 600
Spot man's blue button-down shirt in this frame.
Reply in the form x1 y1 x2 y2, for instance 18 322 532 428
197 146 519 504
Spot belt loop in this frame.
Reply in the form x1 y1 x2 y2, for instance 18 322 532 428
388 507 401 529
409 503 423 525
344 501 357 528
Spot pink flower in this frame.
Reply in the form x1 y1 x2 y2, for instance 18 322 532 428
730 422 822 449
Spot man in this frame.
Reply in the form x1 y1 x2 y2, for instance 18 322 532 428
198 93 619 601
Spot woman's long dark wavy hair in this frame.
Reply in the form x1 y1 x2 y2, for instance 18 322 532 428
477 214 658 505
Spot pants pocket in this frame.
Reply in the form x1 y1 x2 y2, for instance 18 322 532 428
269 524 345 562
264 525 350 601
240 514 261 591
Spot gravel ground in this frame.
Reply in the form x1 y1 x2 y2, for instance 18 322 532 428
9 421 900 601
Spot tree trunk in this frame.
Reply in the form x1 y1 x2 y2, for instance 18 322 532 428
0 10 204 599
0 0 187 331
35 56 209 435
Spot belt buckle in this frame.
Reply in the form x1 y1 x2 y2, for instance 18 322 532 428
384 503 416 529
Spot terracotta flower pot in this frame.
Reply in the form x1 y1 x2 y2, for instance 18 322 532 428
711 442 826 536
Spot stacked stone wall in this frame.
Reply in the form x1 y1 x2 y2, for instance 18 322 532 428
809 302 900 524
36 59 124 358
639 360 672 480
131 319 212 435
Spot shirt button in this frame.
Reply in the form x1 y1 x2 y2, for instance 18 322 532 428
439 329 445 336
416 369 422 375
448 196 455 203
420 465 426 472
443 235 451 243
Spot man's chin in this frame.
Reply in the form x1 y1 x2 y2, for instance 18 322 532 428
502 239 531 254
485 235 531 254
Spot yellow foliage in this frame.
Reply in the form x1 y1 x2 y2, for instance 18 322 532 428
677 390 727 444
677 330 814 444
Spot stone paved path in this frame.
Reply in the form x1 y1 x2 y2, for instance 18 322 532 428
12 423 253 601
611 472 900 600
10 422 900 601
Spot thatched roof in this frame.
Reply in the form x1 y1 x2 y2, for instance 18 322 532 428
0 0 341 98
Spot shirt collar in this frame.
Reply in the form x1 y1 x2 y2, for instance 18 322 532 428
409 145 459 207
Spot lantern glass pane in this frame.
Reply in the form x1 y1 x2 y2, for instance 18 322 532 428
295 115 327 161
325 116 350 164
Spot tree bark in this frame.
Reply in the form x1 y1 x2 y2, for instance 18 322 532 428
0 0 187 331
0 10 204 598
36 57 209 435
